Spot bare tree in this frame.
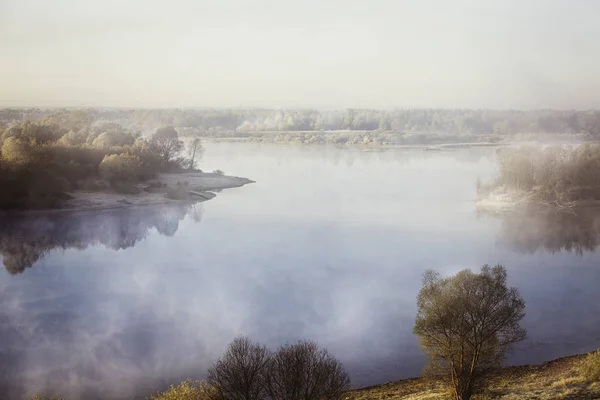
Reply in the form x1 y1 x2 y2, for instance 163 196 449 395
207 337 271 400
266 340 350 400
413 264 526 400
187 137 204 170
150 126 183 165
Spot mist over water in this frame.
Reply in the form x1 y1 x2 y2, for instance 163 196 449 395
1 143 600 399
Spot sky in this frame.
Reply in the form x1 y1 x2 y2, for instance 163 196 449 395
1 0 599 109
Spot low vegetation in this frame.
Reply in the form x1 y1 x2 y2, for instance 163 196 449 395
150 380 217 400
581 350 600 382
0 113 204 209
346 352 600 400
479 144 600 208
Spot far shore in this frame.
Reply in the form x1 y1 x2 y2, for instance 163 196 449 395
0 172 254 215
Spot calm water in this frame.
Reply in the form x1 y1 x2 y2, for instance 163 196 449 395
1 143 600 399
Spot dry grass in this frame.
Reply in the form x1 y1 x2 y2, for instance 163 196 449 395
581 350 600 382
345 352 600 400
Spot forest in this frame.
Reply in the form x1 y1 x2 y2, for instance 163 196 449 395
2 108 600 144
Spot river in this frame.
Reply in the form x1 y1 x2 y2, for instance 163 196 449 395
1 142 599 399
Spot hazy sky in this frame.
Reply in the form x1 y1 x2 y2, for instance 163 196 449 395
1 0 599 109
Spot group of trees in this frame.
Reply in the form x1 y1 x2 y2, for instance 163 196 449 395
150 265 526 400
18 265 529 400
3 108 600 139
479 144 600 205
151 338 350 400
0 112 203 209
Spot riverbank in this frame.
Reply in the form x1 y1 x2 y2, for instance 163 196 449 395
346 352 600 400
3 172 254 214
64 172 253 212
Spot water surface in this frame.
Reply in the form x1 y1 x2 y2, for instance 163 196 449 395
1 143 599 399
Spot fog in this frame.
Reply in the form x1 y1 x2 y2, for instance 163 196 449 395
1 144 600 399
2 0 600 109
2 0 600 397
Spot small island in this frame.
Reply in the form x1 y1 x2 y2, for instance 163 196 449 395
0 114 252 212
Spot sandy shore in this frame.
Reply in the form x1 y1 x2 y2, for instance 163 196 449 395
23 172 254 214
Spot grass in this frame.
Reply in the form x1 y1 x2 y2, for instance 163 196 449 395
345 352 600 400
22 351 600 400
581 350 600 382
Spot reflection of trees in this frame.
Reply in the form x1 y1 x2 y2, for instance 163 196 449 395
0 203 201 274
488 207 600 254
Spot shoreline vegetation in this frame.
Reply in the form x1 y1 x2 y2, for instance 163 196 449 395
27 351 600 400
346 351 600 400
476 144 600 213
0 112 253 212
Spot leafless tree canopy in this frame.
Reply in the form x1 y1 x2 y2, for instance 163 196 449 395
207 337 271 400
150 125 184 164
266 340 350 400
413 265 526 400
187 137 204 170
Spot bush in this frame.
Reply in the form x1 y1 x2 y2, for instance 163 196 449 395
581 350 600 382
99 153 142 183
266 340 350 400
213 169 225 176
150 379 217 400
207 337 271 400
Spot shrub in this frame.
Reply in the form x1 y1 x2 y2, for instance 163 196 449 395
581 350 600 382
99 153 142 183
266 340 350 400
150 379 217 400
213 169 225 176
207 337 271 400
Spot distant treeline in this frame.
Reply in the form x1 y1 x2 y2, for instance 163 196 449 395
2 108 600 138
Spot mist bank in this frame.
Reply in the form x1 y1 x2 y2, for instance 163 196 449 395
2 108 600 147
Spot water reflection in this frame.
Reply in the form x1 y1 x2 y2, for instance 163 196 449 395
483 207 600 254
0 203 202 274
1 144 599 400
